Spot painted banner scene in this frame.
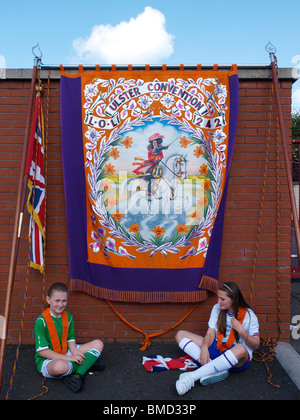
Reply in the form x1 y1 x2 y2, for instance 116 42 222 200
60 65 239 302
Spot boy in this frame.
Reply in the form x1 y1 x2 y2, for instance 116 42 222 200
34 282 104 392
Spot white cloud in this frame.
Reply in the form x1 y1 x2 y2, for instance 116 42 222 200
72 7 174 64
293 88 300 111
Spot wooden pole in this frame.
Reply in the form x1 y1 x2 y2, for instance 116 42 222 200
270 53 300 260
0 65 38 392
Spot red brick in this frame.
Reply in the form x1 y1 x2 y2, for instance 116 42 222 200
0 76 293 345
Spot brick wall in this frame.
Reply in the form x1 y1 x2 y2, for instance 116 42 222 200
0 66 294 346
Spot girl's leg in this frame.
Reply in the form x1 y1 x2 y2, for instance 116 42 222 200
175 330 204 347
229 343 250 368
175 330 204 364
176 344 249 396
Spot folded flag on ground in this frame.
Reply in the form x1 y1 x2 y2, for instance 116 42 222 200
142 355 199 372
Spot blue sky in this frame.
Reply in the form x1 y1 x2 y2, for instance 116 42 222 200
1 0 299 109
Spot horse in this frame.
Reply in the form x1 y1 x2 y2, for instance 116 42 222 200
120 153 190 216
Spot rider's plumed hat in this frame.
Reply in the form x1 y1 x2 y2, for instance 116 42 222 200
148 133 164 144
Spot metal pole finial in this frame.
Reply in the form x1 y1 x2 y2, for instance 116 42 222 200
265 41 277 64
32 43 43 68
265 40 277 55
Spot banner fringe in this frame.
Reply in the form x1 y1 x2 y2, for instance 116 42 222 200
69 278 210 303
198 275 219 294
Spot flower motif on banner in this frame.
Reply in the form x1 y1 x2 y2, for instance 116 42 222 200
81 74 230 267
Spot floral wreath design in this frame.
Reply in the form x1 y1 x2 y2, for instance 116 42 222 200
84 76 228 259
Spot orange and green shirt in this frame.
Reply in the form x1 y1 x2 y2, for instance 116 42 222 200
34 309 75 373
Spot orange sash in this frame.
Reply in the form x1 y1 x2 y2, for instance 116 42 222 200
42 307 69 354
217 307 247 353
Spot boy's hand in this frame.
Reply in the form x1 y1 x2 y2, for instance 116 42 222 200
68 353 85 364
69 348 85 364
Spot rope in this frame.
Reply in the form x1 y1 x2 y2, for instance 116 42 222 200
5 245 31 400
41 70 50 307
250 93 272 304
26 71 51 400
250 81 282 388
275 110 282 339
27 377 48 400
5 70 50 400
106 300 199 350
252 337 280 389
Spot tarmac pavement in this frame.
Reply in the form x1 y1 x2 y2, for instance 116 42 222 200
290 281 300 355
1 341 300 402
1 282 300 403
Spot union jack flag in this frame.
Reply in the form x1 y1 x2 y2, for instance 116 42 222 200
142 354 199 372
25 96 46 273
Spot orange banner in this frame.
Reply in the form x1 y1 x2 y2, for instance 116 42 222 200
60 65 239 302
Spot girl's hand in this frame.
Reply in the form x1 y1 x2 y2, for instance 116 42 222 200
231 317 244 335
199 347 210 366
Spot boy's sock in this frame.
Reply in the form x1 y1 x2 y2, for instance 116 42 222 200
179 338 201 363
89 356 105 372
75 349 101 376
190 349 238 381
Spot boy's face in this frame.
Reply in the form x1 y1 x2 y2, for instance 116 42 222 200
46 291 68 317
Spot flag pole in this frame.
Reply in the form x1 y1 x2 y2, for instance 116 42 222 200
266 43 300 260
0 54 41 392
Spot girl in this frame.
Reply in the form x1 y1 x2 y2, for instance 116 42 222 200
175 282 260 395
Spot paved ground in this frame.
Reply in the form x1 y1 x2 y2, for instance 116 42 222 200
290 281 300 355
0 341 299 402
1 282 300 403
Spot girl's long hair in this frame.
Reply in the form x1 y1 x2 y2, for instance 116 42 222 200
217 282 252 342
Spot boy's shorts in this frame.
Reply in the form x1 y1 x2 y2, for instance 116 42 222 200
208 340 251 372
40 358 72 379
40 345 80 379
